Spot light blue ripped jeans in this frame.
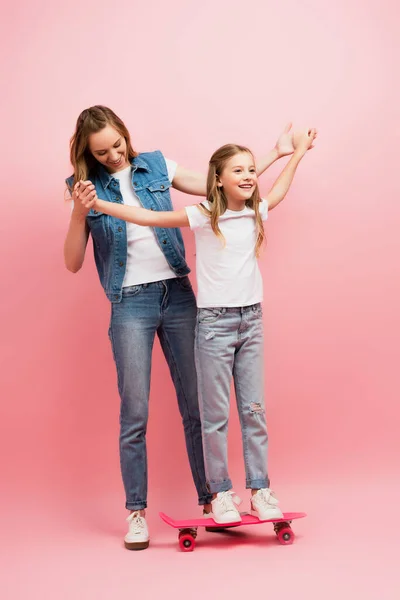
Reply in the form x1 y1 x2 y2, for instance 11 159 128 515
195 303 270 494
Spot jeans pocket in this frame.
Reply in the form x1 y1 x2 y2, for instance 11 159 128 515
252 303 263 318
122 285 142 298
175 276 193 291
198 308 222 324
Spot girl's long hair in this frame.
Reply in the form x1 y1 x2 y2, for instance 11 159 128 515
201 144 265 256
68 105 137 190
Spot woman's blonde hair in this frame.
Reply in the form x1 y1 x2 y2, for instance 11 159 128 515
68 105 137 189
201 144 265 256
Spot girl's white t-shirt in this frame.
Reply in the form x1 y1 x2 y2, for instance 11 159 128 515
112 161 178 287
185 200 269 308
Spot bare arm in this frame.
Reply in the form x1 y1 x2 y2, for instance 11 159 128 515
172 165 207 196
64 197 90 273
256 148 281 176
266 129 317 210
257 123 298 176
171 152 280 197
93 198 190 228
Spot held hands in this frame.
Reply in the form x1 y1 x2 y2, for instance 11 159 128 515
293 128 318 156
275 123 317 158
73 180 98 214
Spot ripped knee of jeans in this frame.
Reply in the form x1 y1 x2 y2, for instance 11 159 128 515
250 402 264 414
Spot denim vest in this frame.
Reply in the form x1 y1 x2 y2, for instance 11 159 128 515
66 151 190 302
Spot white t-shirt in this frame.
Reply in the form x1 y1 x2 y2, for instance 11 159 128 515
111 160 178 287
185 200 268 308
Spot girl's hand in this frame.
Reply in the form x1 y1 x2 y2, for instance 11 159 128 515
293 128 318 155
74 180 98 212
275 123 295 158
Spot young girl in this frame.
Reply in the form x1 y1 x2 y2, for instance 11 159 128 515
75 127 316 525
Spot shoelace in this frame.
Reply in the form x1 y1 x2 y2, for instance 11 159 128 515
256 488 278 506
126 511 146 534
218 491 242 511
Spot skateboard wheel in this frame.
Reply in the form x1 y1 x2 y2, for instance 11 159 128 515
179 527 198 539
178 533 196 552
276 526 294 545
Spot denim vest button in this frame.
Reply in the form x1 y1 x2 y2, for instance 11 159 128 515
93 210 98 214
134 182 138 186
162 240 167 244
114 295 119 300
118 227 122 232
119 261 124 267
160 185 165 189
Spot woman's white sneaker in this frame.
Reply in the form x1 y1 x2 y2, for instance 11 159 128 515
251 489 283 520
124 511 150 550
210 491 242 524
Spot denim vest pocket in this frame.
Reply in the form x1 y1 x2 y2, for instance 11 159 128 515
146 179 172 207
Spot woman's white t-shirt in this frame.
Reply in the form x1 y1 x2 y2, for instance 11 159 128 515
185 200 268 308
112 161 178 287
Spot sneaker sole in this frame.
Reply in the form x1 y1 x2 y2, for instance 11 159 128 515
205 524 241 532
250 509 283 521
209 517 242 525
124 540 150 550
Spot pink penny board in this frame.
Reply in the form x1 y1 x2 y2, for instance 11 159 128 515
159 511 306 551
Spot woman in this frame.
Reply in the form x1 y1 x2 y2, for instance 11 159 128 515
64 105 295 549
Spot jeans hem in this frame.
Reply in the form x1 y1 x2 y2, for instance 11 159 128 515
246 479 269 489
126 502 147 511
208 480 233 494
198 494 213 505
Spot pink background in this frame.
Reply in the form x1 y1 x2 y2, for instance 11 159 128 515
1 0 399 598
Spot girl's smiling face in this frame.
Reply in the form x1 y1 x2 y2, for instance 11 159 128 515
217 152 258 204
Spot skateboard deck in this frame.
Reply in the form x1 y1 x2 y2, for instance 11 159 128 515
160 511 306 551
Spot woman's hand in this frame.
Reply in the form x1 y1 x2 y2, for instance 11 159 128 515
275 123 295 158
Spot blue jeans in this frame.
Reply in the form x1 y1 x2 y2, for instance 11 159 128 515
109 277 212 510
195 304 270 494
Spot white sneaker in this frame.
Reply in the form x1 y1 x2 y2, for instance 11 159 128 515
203 509 239 532
124 511 150 550
210 491 242 524
251 488 283 520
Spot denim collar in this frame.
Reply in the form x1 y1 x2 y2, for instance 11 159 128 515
97 155 151 189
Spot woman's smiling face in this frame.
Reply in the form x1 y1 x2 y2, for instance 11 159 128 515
88 124 129 173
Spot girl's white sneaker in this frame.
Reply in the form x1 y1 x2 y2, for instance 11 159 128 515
251 488 283 520
209 491 242 524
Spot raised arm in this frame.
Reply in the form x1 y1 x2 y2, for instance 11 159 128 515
266 129 317 210
170 123 301 196
171 165 207 196
257 123 295 175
